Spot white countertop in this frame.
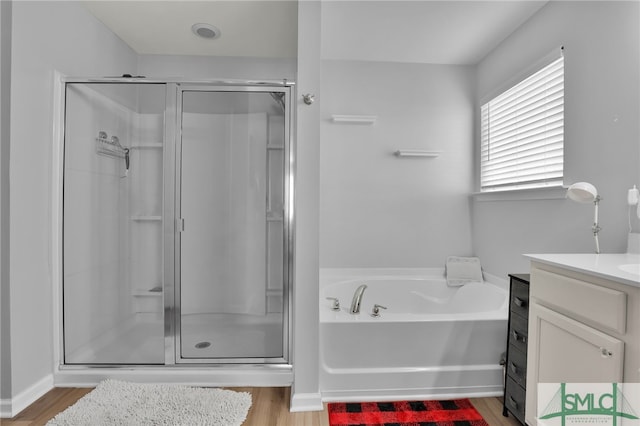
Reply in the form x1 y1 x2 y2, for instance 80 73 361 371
524 253 640 288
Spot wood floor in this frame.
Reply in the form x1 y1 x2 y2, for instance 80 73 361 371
3 386 522 426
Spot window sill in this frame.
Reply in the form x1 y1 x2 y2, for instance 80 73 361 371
471 186 567 202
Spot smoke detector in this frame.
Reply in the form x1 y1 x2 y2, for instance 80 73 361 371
191 23 221 40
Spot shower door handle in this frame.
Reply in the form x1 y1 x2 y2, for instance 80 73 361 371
176 218 185 232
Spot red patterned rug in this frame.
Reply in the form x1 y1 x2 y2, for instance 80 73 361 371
327 398 489 426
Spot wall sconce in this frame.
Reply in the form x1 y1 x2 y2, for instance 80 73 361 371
567 182 601 254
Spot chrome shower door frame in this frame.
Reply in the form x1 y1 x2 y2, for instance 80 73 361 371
171 83 294 365
164 83 178 365
57 77 294 370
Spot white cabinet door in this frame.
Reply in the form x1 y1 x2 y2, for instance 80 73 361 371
525 302 624 425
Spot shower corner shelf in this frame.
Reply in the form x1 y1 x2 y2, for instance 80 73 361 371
130 143 163 149
96 131 128 158
132 288 163 297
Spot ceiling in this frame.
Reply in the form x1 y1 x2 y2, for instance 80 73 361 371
81 1 299 59
82 0 548 65
321 1 548 64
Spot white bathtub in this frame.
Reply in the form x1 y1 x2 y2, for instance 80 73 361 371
319 269 509 402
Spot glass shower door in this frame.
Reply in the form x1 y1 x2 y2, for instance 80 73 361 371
62 82 166 364
177 88 289 362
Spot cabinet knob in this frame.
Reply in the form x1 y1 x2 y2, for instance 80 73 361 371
600 347 613 358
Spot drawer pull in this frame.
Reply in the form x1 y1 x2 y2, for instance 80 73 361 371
514 297 527 308
509 362 518 374
512 330 527 343
508 396 518 408
600 347 613 358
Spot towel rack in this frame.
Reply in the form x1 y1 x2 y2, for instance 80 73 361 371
393 150 442 158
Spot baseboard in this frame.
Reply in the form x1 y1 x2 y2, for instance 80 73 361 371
54 367 293 388
320 386 504 403
290 391 323 412
0 374 54 418
0 398 12 418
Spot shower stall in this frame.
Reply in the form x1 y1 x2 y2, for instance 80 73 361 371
60 79 293 371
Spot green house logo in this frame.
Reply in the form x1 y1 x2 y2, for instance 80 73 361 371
539 383 640 425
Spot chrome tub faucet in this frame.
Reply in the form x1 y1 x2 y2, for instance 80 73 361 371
350 284 367 314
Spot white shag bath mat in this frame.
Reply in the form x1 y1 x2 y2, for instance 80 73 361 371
46 379 252 426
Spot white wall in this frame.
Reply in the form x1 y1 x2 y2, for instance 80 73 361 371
8 0 137 407
137 55 295 82
472 1 640 278
320 60 475 267
290 0 322 411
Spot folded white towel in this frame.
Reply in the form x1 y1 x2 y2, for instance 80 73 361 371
445 256 483 287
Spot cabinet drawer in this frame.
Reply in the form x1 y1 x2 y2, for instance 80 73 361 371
509 313 528 353
505 376 526 424
532 268 626 334
510 279 530 318
506 344 527 387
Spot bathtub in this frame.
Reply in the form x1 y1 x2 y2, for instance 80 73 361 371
319 268 509 402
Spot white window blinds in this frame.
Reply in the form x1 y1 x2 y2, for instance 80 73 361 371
480 55 564 192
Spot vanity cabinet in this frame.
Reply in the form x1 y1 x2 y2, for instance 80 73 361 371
525 261 640 426
503 274 530 425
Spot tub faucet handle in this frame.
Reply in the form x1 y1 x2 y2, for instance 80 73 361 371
326 297 341 311
371 304 387 317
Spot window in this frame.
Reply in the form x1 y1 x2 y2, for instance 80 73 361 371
480 55 564 192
